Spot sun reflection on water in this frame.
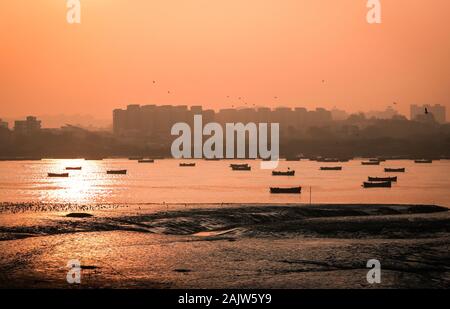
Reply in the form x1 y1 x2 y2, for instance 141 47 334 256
40 159 109 204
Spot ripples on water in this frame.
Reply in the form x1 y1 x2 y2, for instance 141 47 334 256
0 159 449 208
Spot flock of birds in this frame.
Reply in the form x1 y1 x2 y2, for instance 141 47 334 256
0 202 127 214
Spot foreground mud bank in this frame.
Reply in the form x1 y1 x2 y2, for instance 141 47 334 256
0 204 449 288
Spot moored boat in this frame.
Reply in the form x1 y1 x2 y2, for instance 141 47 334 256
320 166 342 171
231 165 251 171
230 163 249 168
368 176 397 182
179 163 196 167
362 161 380 165
48 173 69 178
384 168 405 173
272 170 295 176
66 167 82 170
270 186 301 194
107 170 127 175
363 181 391 188
138 159 155 163
85 157 104 161
317 158 340 163
414 159 432 164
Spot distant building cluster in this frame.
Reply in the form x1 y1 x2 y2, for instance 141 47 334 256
113 104 334 141
13 116 42 135
366 106 400 120
410 104 446 124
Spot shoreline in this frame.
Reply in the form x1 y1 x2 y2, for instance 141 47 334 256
1 201 449 213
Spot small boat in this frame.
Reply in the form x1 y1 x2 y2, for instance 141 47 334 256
270 187 302 194
230 163 249 168
138 159 155 163
107 170 127 175
66 167 82 170
179 163 196 167
384 168 405 173
272 170 295 176
85 157 103 161
48 173 69 178
414 159 432 164
363 181 391 188
361 161 380 165
317 158 340 163
231 165 251 171
320 166 342 171
368 176 397 182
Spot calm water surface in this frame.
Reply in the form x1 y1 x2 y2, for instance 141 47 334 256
0 159 449 207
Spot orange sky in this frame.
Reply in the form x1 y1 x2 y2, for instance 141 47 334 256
1 0 449 119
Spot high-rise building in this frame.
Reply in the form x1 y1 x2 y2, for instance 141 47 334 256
411 104 446 124
14 116 41 135
112 104 342 143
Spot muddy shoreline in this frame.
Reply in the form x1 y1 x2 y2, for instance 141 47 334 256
0 203 449 288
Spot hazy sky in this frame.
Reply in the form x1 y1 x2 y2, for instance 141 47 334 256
1 0 449 119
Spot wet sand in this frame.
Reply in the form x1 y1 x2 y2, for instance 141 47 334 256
0 203 449 288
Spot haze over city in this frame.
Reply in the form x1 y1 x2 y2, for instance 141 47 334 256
1 0 449 121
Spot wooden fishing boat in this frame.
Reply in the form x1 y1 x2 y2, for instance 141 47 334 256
48 173 69 178
368 176 397 182
66 167 82 170
272 170 295 176
179 163 196 167
270 186 301 194
361 161 380 165
317 158 340 163
85 157 103 161
363 181 391 188
230 163 249 168
384 168 405 173
138 159 155 163
107 170 127 175
414 159 432 164
320 166 342 171
231 165 251 171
